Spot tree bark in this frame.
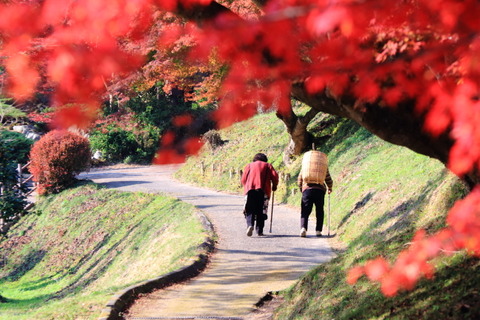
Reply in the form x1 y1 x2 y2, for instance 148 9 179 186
173 1 233 23
276 106 319 164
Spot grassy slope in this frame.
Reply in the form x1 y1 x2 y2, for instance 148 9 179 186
176 111 480 319
0 182 207 320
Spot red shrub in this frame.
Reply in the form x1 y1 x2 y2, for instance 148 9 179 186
30 130 91 195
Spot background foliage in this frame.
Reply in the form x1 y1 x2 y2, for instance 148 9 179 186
0 99 26 125
90 84 215 164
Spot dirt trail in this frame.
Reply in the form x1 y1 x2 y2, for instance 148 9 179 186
80 164 334 319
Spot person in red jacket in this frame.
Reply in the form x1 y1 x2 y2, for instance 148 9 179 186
241 153 279 236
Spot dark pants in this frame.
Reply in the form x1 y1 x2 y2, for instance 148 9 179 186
245 189 266 234
301 188 326 232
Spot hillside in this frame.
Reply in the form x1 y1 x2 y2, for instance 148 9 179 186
176 111 480 319
0 182 208 320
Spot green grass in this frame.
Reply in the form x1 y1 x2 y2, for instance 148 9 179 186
0 182 208 320
176 110 479 319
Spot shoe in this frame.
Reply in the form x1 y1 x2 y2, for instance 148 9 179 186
246 226 254 237
300 228 307 237
258 233 264 236
316 231 322 237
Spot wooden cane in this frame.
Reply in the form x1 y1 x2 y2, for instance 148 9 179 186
269 192 274 233
324 182 331 236
328 190 331 236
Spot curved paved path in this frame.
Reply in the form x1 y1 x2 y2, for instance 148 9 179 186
80 164 334 319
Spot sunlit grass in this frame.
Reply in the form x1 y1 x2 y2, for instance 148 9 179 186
0 182 207 320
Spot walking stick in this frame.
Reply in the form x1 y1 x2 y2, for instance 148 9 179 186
269 191 275 233
324 182 331 236
327 190 331 236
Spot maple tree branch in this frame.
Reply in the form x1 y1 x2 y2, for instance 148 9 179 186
299 105 320 125
251 0 270 7
173 1 233 23
275 106 297 134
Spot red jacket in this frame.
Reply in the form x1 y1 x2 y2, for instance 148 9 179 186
241 160 279 198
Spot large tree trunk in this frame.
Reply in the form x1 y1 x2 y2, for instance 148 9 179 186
276 105 319 165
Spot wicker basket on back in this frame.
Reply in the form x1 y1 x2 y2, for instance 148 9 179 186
301 150 328 184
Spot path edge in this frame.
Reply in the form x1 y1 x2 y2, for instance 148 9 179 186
97 207 215 320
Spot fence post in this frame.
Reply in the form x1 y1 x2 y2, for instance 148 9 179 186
17 163 22 187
